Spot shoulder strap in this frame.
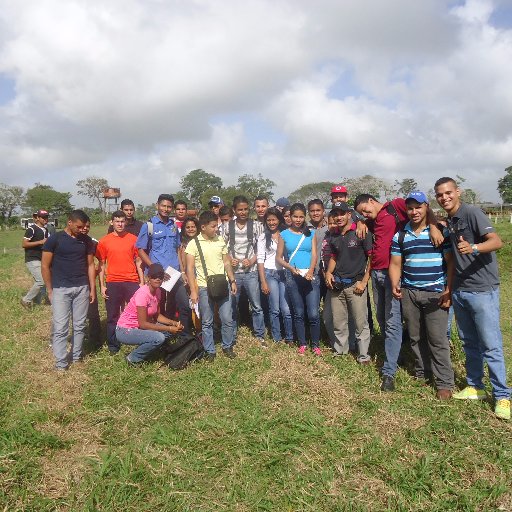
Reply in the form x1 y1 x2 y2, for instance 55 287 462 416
228 220 235 257
245 219 254 259
288 234 306 265
386 203 400 226
398 230 406 252
194 238 208 278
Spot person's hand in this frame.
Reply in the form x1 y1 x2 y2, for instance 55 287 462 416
356 221 368 239
168 322 184 334
47 289 53 304
231 258 239 268
305 270 314 281
457 235 473 255
290 266 301 276
354 280 366 295
430 226 445 248
438 289 451 309
230 281 237 295
100 285 108 299
181 272 188 286
325 272 335 289
163 272 170 282
392 285 402 300
190 291 198 304
241 258 251 268
89 290 96 304
261 281 270 295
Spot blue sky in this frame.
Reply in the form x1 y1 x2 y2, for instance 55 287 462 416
0 0 511 206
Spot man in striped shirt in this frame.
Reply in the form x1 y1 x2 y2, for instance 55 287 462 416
389 191 454 399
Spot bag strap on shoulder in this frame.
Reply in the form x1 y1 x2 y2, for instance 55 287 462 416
194 237 209 278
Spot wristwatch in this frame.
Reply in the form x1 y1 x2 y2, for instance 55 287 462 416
471 244 479 255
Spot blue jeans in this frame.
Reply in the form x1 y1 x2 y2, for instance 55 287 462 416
285 270 320 347
452 288 510 399
52 285 90 369
232 270 265 339
371 269 403 377
265 269 293 342
115 325 171 363
23 260 47 303
198 286 234 354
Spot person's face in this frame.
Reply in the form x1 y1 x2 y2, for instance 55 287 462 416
254 200 268 219
265 214 280 232
435 182 461 214
37 215 49 226
111 216 126 234
68 218 86 236
331 193 348 204
336 211 350 229
327 216 337 233
202 220 218 239
210 204 221 216
175 204 187 221
122 204 135 220
82 221 91 235
234 202 249 221
291 209 305 229
157 200 173 219
406 201 428 224
308 204 325 225
219 213 231 223
355 199 377 220
184 220 198 238
283 210 292 226
148 275 164 288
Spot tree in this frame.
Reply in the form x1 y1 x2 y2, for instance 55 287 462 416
236 173 276 203
76 176 109 211
341 174 394 201
180 169 223 208
288 182 336 207
498 166 512 203
394 178 418 197
199 186 244 211
25 183 72 217
0 183 25 221
455 174 480 205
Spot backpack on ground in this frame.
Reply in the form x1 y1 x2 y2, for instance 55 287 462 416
162 334 204 370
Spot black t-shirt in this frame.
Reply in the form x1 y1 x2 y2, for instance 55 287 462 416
43 231 95 288
107 218 143 236
329 228 372 280
24 224 49 262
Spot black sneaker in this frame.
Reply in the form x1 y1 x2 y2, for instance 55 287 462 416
381 375 395 392
204 352 216 362
222 348 236 359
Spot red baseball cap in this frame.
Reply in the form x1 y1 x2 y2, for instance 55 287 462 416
330 185 347 194
36 209 49 217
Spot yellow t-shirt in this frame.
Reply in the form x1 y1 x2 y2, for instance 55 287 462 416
185 233 228 288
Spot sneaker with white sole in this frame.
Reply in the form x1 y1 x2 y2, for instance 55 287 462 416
312 347 322 357
495 399 511 420
297 345 306 356
453 386 486 400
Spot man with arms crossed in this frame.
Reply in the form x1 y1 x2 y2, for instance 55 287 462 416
42 210 96 371
435 177 510 419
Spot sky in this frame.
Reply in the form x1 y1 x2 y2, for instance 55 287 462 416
1 0 512 207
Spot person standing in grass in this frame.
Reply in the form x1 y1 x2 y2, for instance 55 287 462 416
389 191 455 400
21 209 49 309
276 203 320 356
107 199 143 236
435 177 510 419
41 210 96 371
186 211 237 361
257 207 293 344
116 263 184 365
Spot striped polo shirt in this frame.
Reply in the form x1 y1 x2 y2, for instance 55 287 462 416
390 223 451 292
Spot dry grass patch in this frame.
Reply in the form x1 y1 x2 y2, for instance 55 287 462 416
371 407 427 446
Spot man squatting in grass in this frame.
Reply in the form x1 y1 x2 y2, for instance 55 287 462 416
354 193 444 392
21 209 49 309
389 191 455 400
96 210 145 354
136 194 191 335
41 210 96 371
324 201 373 364
435 177 511 420
186 210 238 361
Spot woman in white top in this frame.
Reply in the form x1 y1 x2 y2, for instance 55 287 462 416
257 207 293 343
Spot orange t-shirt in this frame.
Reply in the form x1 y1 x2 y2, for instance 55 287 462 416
96 232 140 283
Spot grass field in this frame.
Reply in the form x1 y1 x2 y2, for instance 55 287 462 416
1 223 511 511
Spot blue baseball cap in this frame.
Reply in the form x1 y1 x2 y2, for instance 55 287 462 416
405 191 428 204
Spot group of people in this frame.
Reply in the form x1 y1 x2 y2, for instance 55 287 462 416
21 177 510 420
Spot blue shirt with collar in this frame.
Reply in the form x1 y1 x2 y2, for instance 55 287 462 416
136 215 181 270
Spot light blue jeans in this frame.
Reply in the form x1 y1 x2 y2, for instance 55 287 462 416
232 270 265 339
115 325 171 363
198 286 234 354
23 260 47 303
52 285 90 369
371 269 403 377
264 269 293 342
452 288 510 399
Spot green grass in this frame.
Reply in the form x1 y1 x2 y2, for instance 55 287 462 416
1 224 512 511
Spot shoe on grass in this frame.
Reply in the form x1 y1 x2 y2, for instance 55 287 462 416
222 347 236 359
436 389 452 400
257 338 268 349
381 375 395 392
297 345 306 356
495 399 511 420
20 299 32 310
312 347 322 357
204 352 216 362
453 386 486 400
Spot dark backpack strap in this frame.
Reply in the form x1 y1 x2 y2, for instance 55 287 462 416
245 219 254 259
228 220 235 257
194 237 208 278
398 230 406 253
386 203 400 227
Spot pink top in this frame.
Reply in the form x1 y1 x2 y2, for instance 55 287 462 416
117 285 161 329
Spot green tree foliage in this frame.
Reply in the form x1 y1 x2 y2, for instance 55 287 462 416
25 183 72 217
498 166 512 203
236 173 275 203
180 169 223 208
455 174 480 205
0 183 25 221
288 181 336 207
76 176 110 211
394 178 418 197
198 186 244 212
341 174 394 201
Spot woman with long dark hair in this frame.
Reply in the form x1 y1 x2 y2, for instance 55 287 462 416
276 203 320 355
257 207 293 344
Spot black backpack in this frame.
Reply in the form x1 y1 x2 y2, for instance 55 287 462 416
162 334 204 370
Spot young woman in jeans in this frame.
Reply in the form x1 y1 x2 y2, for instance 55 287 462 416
276 203 320 356
257 207 293 344
116 263 184 365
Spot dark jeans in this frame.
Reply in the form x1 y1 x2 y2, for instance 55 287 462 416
88 298 101 348
161 279 191 334
105 281 140 352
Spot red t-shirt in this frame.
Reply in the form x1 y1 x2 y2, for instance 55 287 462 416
96 232 140 283
367 198 407 270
